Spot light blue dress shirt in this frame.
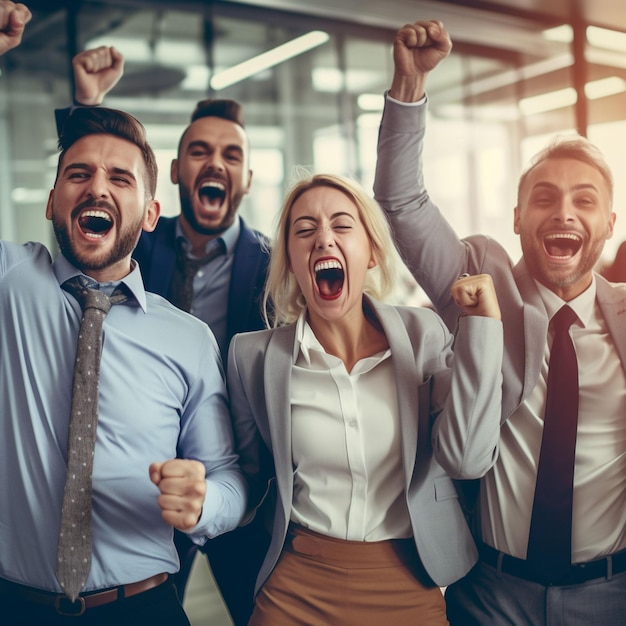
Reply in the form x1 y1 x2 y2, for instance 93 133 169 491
0 240 247 593
175 217 240 358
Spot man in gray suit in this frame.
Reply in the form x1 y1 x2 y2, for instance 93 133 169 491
374 19 626 626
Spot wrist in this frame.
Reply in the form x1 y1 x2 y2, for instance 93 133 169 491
389 73 427 103
72 95 103 107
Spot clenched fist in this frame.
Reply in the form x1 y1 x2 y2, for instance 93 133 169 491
150 459 207 531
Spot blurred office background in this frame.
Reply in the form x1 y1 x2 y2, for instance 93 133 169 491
4 0 626 267
2 0 626 618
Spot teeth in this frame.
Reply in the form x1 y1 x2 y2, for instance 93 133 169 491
315 260 342 272
81 210 111 221
545 233 580 241
200 181 225 191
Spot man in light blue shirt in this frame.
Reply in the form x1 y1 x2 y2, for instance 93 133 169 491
0 5 246 624
57 46 272 625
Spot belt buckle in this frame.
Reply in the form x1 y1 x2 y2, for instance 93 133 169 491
55 595 86 616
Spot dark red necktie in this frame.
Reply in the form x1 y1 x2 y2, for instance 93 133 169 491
526 305 579 579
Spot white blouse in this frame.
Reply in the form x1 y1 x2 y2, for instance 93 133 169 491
289 313 413 541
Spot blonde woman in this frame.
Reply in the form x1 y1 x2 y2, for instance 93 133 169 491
228 174 503 625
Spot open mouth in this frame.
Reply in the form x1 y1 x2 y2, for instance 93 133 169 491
314 259 344 298
543 233 582 259
77 210 113 238
198 181 226 210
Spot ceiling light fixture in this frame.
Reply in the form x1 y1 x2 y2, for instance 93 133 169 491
543 23 626 53
542 25 573 44
586 26 626 51
519 76 626 115
210 30 329 90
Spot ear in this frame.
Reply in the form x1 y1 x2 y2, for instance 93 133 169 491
244 169 253 195
513 205 521 235
142 200 161 233
170 158 179 185
607 211 617 240
45 189 55 221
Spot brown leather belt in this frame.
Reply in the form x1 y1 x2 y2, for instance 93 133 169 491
0 572 168 616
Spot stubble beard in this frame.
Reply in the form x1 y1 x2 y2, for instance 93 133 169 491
522 233 606 290
178 183 242 237
52 213 143 273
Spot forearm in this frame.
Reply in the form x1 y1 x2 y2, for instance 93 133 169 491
431 314 503 479
374 96 466 309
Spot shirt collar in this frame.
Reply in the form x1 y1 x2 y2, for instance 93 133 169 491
294 309 317 365
53 252 147 312
534 276 596 328
175 215 240 258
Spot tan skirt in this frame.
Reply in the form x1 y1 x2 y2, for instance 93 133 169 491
249 525 449 626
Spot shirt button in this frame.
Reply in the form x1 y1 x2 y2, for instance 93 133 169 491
197 270 204 278
349 420 357 427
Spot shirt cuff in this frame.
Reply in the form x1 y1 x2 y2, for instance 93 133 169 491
386 92 427 107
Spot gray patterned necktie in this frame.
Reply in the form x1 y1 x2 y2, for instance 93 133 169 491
56 276 128 601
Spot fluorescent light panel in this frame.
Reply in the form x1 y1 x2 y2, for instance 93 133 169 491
210 30 329 90
542 25 573 43
519 76 626 115
519 87 577 115
543 24 626 53
587 26 626 51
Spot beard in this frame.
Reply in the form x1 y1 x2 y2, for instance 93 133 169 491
52 210 144 274
178 181 242 236
520 232 606 290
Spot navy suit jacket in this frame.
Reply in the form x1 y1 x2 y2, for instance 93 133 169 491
133 216 270 346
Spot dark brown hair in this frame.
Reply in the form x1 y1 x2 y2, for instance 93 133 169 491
177 99 246 156
190 98 244 126
57 107 158 198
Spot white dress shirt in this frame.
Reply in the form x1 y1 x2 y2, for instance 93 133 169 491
289 313 413 541
481 277 626 562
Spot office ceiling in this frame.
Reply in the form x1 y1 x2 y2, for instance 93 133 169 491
229 0 626 37
13 0 626 77
8 0 626 127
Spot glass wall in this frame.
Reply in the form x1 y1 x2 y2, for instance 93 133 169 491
3 0 626 286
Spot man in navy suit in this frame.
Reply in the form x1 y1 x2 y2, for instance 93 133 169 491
56 46 270 626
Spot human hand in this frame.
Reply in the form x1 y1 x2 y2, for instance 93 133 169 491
390 19 452 102
0 1 31 55
150 459 207 531
72 45 124 105
450 273 501 320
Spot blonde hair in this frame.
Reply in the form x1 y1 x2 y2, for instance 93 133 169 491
263 173 399 327
517 134 614 209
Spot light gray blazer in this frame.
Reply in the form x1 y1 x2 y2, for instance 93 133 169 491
227 295 503 594
373 96 626 424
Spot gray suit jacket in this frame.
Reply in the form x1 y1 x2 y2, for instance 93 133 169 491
227 295 503 593
374 96 626 425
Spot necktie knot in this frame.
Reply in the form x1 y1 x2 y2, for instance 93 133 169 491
63 276 129 315
175 238 225 272
551 305 577 335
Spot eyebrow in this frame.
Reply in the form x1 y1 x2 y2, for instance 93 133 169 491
531 181 599 193
186 139 244 154
62 162 137 183
293 211 356 224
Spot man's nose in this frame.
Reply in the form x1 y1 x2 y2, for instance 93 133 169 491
85 171 110 198
552 199 575 223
